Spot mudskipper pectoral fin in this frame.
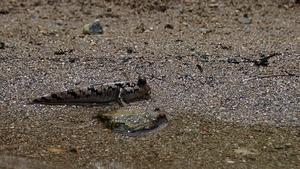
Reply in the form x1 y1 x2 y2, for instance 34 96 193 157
117 88 128 107
116 98 127 107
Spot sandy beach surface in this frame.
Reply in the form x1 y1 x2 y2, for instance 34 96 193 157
0 0 299 168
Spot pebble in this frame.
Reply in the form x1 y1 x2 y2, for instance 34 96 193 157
165 24 174 29
234 147 258 156
199 28 212 34
68 57 77 63
54 48 73 55
227 58 240 64
135 23 146 33
0 41 4 49
238 14 252 24
83 19 103 35
196 64 203 73
98 106 168 136
126 47 135 54
225 158 235 164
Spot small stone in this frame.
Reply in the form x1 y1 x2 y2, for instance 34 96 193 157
157 5 168 12
54 48 73 55
68 57 76 63
0 41 4 49
238 14 252 24
175 54 183 60
195 53 209 62
54 49 67 55
165 24 174 29
126 47 134 54
98 107 168 136
218 43 232 50
154 107 160 111
234 147 258 156
199 28 212 34
149 27 154 31
135 23 146 33
227 58 240 64
69 147 78 153
196 64 203 73
121 55 132 63
225 158 235 164
83 19 103 35
175 39 183 43
208 3 219 8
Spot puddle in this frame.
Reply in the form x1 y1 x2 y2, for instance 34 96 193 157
97 106 168 136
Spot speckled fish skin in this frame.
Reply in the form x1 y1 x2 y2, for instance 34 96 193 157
31 77 151 105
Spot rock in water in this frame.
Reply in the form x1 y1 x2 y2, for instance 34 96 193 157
83 19 103 35
98 107 168 136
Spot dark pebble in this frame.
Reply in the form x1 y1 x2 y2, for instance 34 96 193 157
196 64 203 73
165 24 174 29
68 57 76 63
0 41 4 49
69 147 78 153
175 54 183 60
126 47 134 54
135 23 146 33
227 58 240 64
54 49 73 55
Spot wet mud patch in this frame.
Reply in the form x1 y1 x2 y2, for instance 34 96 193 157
97 106 168 136
0 155 73 169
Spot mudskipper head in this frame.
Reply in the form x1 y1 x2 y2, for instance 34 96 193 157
137 76 151 98
120 76 151 102
137 76 147 86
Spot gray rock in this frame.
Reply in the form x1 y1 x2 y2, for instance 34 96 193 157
238 14 252 24
83 19 103 35
98 106 167 136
